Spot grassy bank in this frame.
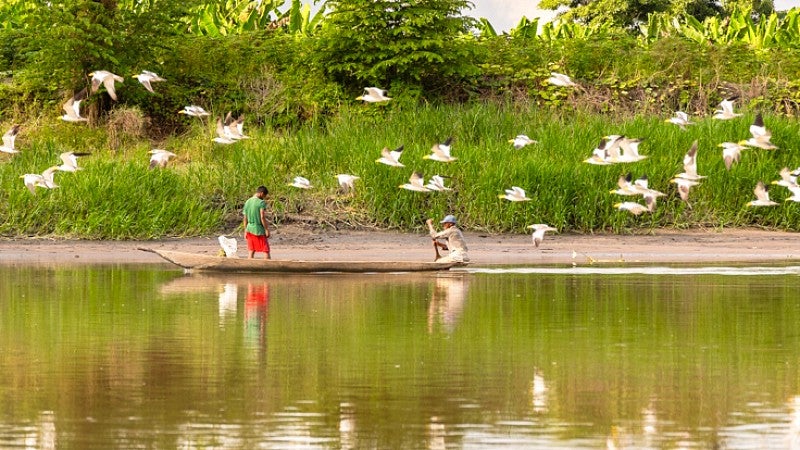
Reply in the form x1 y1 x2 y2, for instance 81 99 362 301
1 102 799 239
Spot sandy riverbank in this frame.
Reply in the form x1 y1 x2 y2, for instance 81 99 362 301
1 224 799 266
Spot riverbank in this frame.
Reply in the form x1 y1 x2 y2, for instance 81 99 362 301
1 225 799 266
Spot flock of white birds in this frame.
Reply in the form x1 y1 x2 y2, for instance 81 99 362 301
2 70 795 247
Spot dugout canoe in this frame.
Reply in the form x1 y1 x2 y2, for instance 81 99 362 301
141 248 465 273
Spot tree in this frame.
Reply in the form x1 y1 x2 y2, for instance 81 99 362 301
315 0 478 92
538 0 773 28
9 0 201 93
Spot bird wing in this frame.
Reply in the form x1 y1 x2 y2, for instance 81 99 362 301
683 141 698 174
389 145 403 161
623 138 642 157
2 125 18 149
64 88 88 118
41 166 59 186
532 230 544 247
138 77 154 93
644 193 656 212
409 172 425 187
365 87 386 98
779 167 794 184
215 118 227 138
754 181 770 202
617 173 632 189
90 74 103 93
720 99 735 115
59 152 77 168
750 113 766 138
102 75 119 100
431 143 449 158
678 183 690 202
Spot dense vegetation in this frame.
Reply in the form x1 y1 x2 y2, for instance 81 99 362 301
2 0 800 238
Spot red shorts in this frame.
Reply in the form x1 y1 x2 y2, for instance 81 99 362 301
245 232 270 253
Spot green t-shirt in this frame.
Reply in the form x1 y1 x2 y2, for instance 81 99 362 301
243 196 267 235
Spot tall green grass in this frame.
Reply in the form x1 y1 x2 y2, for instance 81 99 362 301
1 103 800 238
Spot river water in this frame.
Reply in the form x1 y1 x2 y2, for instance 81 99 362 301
1 264 800 449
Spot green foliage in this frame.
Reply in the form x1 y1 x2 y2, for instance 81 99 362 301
179 0 326 36
315 0 479 90
6 104 800 238
639 8 800 49
538 0 767 29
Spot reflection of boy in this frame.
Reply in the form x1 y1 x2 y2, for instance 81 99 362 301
243 186 271 259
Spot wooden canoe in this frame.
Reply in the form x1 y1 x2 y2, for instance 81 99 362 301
141 248 465 273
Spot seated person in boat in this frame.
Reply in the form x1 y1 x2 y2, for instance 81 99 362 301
243 185 271 260
426 215 469 263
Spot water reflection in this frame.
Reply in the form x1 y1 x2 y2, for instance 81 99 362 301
339 402 356 450
218 283 237 325
245 282 270 362
427 274 469 334
3 266 800 448
531 368 549 413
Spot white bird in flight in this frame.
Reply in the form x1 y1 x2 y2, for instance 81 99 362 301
614 137 647 163
336 174 359 192
784 184 800 203
179 105 210 117
719 142 746 171
424 137 456 162
746 181 778 207
740 113 777 150
289 176 312 189
614 194 656 215
583 138 612 165
61 88 89 122
89 70 124 101
57 151 90 172
399 172 430 192
509 134 537 149
0 124 20 154
670 176 700 203
675 140 705 181
425 175 452 191
223 112 250 140
149 149 177 169
772 167 798 188
21 166 60 194
666 111 693 129
527 224 557 248
376 145 405 167
356 87 391 103
498 186 531 202
132 70 166 93
713 97 741 120
213 118 236 144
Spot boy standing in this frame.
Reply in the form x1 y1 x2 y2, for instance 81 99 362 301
243 186 271 259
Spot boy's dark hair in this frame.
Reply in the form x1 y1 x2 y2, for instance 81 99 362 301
256 186 268 195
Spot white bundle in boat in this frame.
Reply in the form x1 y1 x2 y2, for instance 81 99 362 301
218 235 238 258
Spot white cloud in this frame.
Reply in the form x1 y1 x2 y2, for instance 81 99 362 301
466 0 557 32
